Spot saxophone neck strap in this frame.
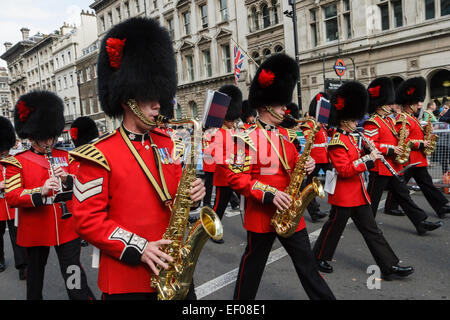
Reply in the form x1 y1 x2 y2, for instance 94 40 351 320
256 121 290 173
119 125 172 205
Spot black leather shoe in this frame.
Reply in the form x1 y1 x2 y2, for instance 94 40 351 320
382 265 414 281
0 260 5 273
19 266 27 280
384 209 405 216
317 260 333 273
437 205 450 219
311 211 328 222
211 238 224 244
416 220 443 235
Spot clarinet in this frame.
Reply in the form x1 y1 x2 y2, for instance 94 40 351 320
46 148 72 220
356 131 402 181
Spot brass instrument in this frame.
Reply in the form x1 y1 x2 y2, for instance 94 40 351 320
46 148 72 220
395 113 412 165
150 117 223 300
423 111 438 156
271 118 325 238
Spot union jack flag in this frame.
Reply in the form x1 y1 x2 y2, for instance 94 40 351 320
234 45 244 84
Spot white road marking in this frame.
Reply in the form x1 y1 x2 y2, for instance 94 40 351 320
195 194 401 299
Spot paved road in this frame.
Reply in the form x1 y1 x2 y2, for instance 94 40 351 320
0 190 449 300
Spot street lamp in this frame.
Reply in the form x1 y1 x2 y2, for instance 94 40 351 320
284 0 302 109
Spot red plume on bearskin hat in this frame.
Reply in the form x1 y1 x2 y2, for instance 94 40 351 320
218 85 243 121
0 116 16 152
367 77 395 114
70 116 99 148
248 54 299 109
395 77 426 105
329 81 368 127
97 17 177 118
14 90 65 140
308 92 329 118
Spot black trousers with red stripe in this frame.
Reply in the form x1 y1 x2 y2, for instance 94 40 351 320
384 166 449 215
312 205 399 274
233 229 335 300
213 186 240 220
367 171 428 226
202 171 214 207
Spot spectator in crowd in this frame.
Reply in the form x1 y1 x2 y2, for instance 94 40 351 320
423 101 438 122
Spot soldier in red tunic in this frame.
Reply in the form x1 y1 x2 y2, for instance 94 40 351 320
363 77 442 235
312 81 414 280
384 77 450 219
1 91 95 300
70 17 205 300
0 116 27 279
225 54 335 300
239 100 257 130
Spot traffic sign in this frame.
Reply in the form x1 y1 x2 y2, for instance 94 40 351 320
334 59 346 77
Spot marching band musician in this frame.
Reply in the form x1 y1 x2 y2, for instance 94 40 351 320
208 85 243 244
225 53 335 300
363 77 442 235
301 93 333 222
70 17 205 300
0 91 94 300
384 77 450 219
312 81 414 280
0 116 27 279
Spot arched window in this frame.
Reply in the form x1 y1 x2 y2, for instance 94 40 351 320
262 4 270 28
429 69 450 99
263 48 271 60
272 0 278 24
251 52 261 77
274 45 284 53
175 103 182 119
252 7 259 31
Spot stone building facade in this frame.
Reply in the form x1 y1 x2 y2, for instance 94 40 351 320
0 67 12 121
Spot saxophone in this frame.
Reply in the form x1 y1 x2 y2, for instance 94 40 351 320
423 111 438 156
150 117 223 300
271 118 325 238
395 113 412 165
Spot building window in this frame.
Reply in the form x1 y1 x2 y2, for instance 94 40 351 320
167 18 174 39
323 3 338 42
86 66 91 81
252 7 259 31
136 0 141 13
70 74 74 87
219 0 228 21
153 0 158 9
442 0 450 16
183 11 191 35
262 4 270 28
221 44 231 73
190 101 198 118
64 76 67 89
343 1 351 39
100 16 106 31
310 9 318 47
425 0 435 19
200 4 208 28
93 64 97 78
274 45 283 53
392 0 403 27
272 0 279 24
186 55 194 81
380 3 390 30
263 48 271 60
78 70 84 84
67 51 71 62
203 50 212 77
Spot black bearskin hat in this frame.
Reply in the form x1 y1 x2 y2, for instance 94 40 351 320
240 100 257 123
14 90 64 140
0 116 16 152
367 77 395 114
396 77 426 105
309 92 329 118
159 99 175 119
97 17 177 118
70 116 99 148
329 81 368 127
218 85 242 121
280 102 300 129
248 54 299 109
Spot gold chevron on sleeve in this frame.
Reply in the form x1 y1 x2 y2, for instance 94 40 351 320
0 156 22 169
232 125 257 151
69 144 110 172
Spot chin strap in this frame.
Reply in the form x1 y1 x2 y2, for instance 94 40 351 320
127 99 167 126
265 106 284 121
